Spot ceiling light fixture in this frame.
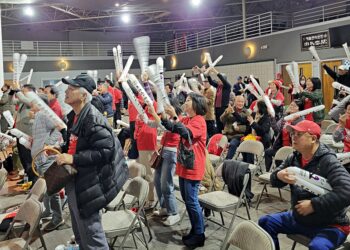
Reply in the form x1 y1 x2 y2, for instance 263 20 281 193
115 3 120 7
23 6 34 17
121 13 130 24
191 0 201 7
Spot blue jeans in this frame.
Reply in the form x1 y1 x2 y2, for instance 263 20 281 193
179 177 205 235
259 211 347 250
154 149 178 215
226 138 241 159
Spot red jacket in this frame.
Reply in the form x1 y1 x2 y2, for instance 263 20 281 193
176 115 207 181
114 88 123 104
128 94 143 122
49 98 63 119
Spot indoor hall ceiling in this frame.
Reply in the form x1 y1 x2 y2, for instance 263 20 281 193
0 0 339 42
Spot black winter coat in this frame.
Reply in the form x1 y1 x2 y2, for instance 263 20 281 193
271 143 350 227
249 114 271 149
323 64 350 87
62 103 128 218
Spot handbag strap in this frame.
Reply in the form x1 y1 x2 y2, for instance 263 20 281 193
31 147 61 177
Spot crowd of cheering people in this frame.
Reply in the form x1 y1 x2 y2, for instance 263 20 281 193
1 60 350 250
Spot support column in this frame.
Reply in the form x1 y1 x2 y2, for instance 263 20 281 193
242 0 247 39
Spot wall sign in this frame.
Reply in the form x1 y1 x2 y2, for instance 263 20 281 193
300 31 330 51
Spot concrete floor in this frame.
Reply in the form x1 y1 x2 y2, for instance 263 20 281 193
0 175 306 250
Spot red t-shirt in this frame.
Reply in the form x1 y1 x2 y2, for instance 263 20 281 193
108 86 116 111
176 115 207 181
114 88 123 104
300 157 310 168
304 98 313 121
68 116 78 155
128 95 144 122
161 131 181 148
134 102 158 151
49 99 64 119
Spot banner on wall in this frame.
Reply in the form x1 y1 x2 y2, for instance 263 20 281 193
300 31 330 51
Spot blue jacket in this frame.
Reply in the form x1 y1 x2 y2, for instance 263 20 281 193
98 92 113 117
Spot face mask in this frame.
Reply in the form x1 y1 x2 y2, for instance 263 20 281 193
300 80 306 85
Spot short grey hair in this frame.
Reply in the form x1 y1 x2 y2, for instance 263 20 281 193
79 87 92 103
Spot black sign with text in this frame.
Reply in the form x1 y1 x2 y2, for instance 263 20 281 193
300 31 330 51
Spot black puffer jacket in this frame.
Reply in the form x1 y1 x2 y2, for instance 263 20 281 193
62 103 128 218
271 143 350 227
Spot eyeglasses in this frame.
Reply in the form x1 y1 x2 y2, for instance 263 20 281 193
290 131 308 138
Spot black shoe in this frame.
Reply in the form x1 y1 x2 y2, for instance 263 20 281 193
182 229 194 241
204 208 211 218
183 233 205 248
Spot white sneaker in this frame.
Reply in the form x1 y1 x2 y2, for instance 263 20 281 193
153 208 167 217
163 214 180 226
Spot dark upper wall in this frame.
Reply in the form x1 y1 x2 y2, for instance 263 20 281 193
165 17 350 71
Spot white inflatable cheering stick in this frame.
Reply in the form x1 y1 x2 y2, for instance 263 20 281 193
133 36 150 74
116 120 130 128
10 128 32 149
342 43 350 61
286 166 332 196
245 84 261 99
332 82 350 95
119 55 134 82
146 64 164 113
121 82 148 123
309 46 321 61
250 75 275 117
204 52 223 74
128 74 153 106
156 57 171 106
286 63 301 94
284 105 325 121
113 45 124 76
25 92 67 130
2 110 14 128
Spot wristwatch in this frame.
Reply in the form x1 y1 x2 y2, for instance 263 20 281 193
173 116 178 121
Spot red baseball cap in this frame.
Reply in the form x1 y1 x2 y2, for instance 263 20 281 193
286 120 321 138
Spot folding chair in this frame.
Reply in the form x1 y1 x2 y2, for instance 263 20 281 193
256 146 293 209
0 178 47 213
287 234 350 250
321 120 335 131
0 197 47 250
208 135 228 168
102 176 152 249
106 162 145 211
221 220 275 250
198 161 251 227
233 140 265 174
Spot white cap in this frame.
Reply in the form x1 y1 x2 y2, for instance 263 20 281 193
338 65 349 71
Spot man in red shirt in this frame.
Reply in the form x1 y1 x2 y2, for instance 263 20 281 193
44 85 64 119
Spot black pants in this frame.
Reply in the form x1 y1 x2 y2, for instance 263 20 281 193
117 128 130 148
17 140 36 182
128 121 139 159
3 155 13 173
206 120 216 142
114 103 122 128
215 107 226 134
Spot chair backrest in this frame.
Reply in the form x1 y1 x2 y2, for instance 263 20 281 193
236 140 265 157
324 123 338 135
5 197 42 249
28 178 47 202
274 146 294 162
0 167 7 190
321 120 335 130
128 162 147 179
225 220 275 250
124 176 149 207
218 135 228 149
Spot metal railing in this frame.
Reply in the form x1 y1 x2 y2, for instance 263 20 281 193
293 0 350 27
3 1 349 58
2 40 166 57
165 12 293 55
165 0 349 55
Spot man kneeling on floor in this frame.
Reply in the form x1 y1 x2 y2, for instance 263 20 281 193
259 120 350 250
